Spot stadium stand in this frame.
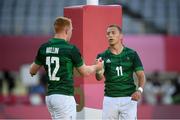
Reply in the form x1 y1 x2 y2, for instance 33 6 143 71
0 0 179 35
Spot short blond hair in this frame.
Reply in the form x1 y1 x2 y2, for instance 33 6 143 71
54 17 71 33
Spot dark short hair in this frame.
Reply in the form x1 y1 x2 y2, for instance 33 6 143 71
107 24 122 33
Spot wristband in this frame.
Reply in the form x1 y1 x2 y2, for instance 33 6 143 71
137 87 143 93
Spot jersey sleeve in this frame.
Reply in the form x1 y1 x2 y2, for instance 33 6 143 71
34 47 43 65
96 54 102 59
71 46 83 67
133 51 144 72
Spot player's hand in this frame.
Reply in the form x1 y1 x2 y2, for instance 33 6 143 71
131 91 142 101
30 72 35 77
95 57 104 71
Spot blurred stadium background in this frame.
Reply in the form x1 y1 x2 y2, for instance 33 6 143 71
0 0 180 119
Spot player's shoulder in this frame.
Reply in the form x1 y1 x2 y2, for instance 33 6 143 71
64 43 81 54
38 42 50 50
69 44 80 51
97 49 109 57
124 46 137 54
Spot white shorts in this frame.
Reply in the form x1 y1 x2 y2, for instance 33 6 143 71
45 94 76 120
102 96 137 120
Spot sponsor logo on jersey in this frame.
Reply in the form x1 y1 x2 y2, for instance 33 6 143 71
106 59 111 63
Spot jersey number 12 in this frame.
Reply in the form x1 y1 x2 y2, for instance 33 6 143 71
116 66 123 76
46 56 60 81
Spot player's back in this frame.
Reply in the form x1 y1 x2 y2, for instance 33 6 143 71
36 38 83 96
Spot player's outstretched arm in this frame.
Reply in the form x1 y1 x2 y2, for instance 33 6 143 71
29 62 41 76
75 60 103 77
73 68 82 77
95 69 104 81
95 58 104 81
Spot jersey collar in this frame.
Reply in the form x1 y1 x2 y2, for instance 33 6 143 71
49 38 67 43
107 46 126 56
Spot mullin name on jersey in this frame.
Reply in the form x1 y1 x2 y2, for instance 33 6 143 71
46 47 59 54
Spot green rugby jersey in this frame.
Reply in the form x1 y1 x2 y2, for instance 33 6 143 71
97 47 144 97
34 38 83 96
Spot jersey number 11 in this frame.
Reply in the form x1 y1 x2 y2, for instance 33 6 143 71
116 66 123 76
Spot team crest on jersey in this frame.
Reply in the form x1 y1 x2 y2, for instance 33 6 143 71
106 59 111 63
